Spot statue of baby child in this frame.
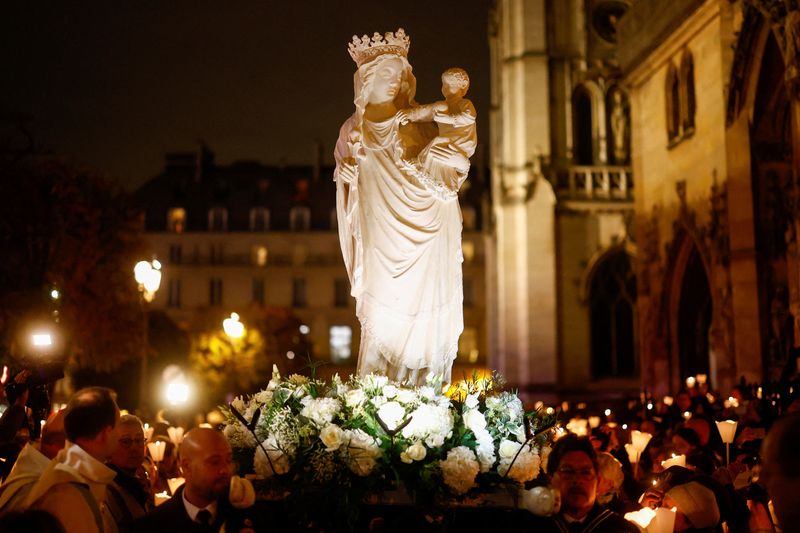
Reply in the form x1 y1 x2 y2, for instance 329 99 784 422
397 67 477 193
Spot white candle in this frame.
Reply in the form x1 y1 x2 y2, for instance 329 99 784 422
660 454 686 469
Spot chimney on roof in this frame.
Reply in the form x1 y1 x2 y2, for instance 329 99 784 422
312 139 323 181
195 139 215 182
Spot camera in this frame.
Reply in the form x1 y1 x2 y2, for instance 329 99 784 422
4 362 64 439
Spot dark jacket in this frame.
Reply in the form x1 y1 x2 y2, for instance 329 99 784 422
131 485 268 533
553 504 639 533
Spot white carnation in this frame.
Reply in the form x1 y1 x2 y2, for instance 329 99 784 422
343 428 382 476
253 437 291 477
396 388 417 404
401 403 454 449
299 397 342 428
498 445 540 483
440 446 479 495
383 384 398 399
473 427 496 473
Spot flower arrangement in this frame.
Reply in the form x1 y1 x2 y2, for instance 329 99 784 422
220 367 556 526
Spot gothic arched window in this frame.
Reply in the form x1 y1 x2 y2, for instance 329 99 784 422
589 250 637 378
665 62 681 143
679 49 696 133
572 86 595 165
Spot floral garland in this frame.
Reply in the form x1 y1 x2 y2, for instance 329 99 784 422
220 367 557 526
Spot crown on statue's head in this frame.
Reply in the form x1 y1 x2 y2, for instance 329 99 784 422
348 28 410 67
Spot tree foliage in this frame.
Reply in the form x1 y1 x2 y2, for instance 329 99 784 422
0 151 145 372
188 306 312 407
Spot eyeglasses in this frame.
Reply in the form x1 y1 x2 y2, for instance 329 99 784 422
118 437 146 448
556 467 596 481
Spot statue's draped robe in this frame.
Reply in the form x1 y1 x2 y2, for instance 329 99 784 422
335 115 471 384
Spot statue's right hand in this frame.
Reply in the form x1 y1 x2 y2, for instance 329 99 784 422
337 162 358 184
396 110 410 125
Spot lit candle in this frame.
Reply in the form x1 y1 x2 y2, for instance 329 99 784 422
683 411 692 420
663 396 674 406
660 454 686 469
588 416 601 429
147 440 166 463
604 408 612 417
651 507 677 533
624 507 656 528
696 374 707 385
154 491 170 506
686 376 696 388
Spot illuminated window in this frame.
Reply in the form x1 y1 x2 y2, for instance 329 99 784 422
330 326 352 361
250 207 270 231
167 208 186 233
458 327 479 363
208 207 228 231
252 246 268 267
290 206 311 231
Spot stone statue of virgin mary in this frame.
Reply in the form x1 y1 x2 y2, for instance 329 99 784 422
334 29 476 385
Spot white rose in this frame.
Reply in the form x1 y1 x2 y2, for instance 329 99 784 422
229 476 255 509
383 385 398 399
465 393 479 409
463 409 487 433
521 486 560 517
345 389 366 408
498 439 522 460
319 424 345 452
405 442 427 462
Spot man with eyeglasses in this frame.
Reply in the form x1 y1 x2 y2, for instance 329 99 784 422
107 414 152 531
548 433 638 532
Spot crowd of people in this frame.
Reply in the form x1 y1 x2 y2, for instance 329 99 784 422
0 369 798 532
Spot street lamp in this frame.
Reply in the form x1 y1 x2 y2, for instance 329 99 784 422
223 312 245 339
134 259 162 415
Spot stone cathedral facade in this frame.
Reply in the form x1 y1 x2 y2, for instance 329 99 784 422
488 0 800 395
488 0 637 392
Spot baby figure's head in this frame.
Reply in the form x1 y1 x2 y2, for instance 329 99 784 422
441 67 469 99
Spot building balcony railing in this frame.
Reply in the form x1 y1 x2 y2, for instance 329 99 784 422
551 165 633 202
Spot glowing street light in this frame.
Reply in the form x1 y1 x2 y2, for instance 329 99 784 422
223 313 245 339
31 332 53 347
134 260 162 302
166 382 190 406
134 258 162 416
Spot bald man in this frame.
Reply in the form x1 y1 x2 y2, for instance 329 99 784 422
761 412 800 529
132 428 266 532
0 408 66 512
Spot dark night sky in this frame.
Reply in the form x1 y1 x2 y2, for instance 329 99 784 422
1 1 491 191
